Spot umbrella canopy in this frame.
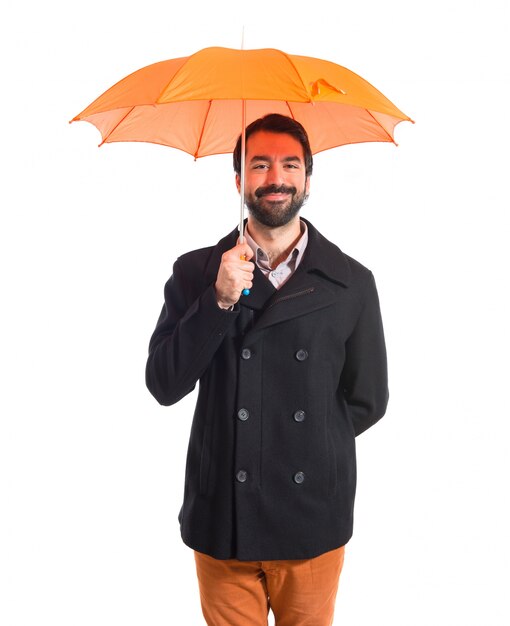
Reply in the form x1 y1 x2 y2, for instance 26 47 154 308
70 46 413 157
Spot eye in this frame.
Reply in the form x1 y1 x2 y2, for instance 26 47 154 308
252 163 268 170
285 159 302 168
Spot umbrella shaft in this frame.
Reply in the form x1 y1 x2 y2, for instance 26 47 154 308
239 100 246 243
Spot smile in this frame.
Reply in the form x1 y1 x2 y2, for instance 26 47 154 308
262 192 291 201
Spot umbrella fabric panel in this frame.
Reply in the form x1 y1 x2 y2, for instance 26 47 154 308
289 54 409 118
288 102 402 152
75 56 189 118
83 108 135 145
158 47 309 103
97 101 214 153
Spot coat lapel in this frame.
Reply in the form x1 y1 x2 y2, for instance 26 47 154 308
250 267 338 332
251 219 353 331
203 219 353 330
242 266 277 310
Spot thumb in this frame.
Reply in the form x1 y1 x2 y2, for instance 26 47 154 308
236 241 254 261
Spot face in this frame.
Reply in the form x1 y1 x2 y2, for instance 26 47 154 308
236 131 310 228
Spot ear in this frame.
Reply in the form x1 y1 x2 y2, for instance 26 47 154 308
235 173 241 193
305 176 311 196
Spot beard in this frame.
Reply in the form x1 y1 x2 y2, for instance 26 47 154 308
245 183 308 228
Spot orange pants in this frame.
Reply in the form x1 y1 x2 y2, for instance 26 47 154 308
194 546 345 626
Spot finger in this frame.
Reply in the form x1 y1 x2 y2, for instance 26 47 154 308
227 260 253 273
241 281 253 296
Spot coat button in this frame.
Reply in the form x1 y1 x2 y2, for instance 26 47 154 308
236 470 248 483
293 471 305 484
295 349 308 361
293 410 306 422
237 408 250 421
241 348 252 360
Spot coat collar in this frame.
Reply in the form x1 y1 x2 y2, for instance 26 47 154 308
204 218 351 290
298 218 351 288
203 218 352 327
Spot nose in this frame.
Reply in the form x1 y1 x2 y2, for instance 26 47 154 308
265 164 285 186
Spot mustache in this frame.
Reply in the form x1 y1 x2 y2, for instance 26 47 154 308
255 184 297 198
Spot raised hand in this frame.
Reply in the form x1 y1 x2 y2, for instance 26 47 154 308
214 243 254 309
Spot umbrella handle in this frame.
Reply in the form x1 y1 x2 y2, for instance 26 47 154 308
241 254 250 296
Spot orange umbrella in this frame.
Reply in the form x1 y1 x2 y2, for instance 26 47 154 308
71 46 412 156
71 46 413 251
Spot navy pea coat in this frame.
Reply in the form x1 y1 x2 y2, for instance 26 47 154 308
146 218 388 561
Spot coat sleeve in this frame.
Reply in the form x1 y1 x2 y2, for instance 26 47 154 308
340 271 389 436
145 257 239 406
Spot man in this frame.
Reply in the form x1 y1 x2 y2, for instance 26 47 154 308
146 114 388 625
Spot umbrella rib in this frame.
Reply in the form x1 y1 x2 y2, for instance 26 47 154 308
99 106 136 146
276 49 312 101
366 110 398 146
284 102 296 120
194 100 213 159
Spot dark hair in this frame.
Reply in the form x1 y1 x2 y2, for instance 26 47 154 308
233 114 313 177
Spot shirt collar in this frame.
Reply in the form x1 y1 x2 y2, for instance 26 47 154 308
244 220 309 271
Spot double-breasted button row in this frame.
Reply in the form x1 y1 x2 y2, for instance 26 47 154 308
238 408 304 422
295 349 308 361
235 470 305 484
243 347 307 361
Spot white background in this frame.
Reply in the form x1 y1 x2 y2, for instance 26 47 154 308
1 1 509 624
